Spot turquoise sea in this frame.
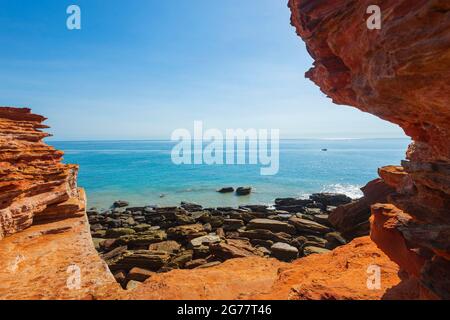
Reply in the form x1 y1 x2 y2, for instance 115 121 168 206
49 139 410 209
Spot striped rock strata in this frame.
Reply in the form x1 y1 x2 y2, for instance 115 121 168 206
288 0 450 299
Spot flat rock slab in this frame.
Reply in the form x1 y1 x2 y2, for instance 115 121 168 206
252 237 410 300
289 217 331 234
127 237 412 300
128 257 286 300
109 250 171 272
116 230 167 247
190 235 221 248
270 242 299 261
223 219 245 231
128 267 156 282
167 224 206 239
209 239 264 260
239 229 292 243
148 240 181 254
0 214 123 300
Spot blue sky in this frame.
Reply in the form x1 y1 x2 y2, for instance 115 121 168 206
0 0 405 140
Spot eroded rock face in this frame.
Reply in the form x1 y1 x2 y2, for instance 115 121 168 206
0 107 82 238
0 107 122 299
289 0 450 299
0 205 123 300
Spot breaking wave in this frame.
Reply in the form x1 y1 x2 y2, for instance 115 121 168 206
320 184 363 199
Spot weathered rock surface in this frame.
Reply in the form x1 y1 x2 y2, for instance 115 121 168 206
236 187 252 196
310 193 351 207
270 242 299 262
167 224 206 241
190 234 221 248
289 0 450 299
116 230 167 248
107 250 171 272
303 246 331 257
329 179 395 239
0 199 122 299
127 237 412 300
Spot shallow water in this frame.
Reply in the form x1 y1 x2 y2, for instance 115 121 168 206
49 139 410 209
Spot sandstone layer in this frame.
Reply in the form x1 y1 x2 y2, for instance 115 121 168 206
288 0 450 299
0 107 81 238
0 198 123 300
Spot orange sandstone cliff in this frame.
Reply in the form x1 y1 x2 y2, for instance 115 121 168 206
0 107 81 238
0 107 122 299
288 0 450 299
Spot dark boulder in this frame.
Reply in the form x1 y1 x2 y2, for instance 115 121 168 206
275 198 313 207
236 187 252 196
288 217 332 235
127 267 155 282
113 200 129 208
217 187 235 193
309 193 352 207
209 239 264 260
181 202 203 211
223 219 245 231
247 218 296 235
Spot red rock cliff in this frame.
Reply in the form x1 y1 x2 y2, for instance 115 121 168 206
0 107 121 299
288 0 450 299
0 107 82 238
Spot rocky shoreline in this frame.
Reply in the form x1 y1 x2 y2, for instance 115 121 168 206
88 192 354 289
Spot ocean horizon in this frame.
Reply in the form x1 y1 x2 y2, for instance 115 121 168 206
49 138 410 209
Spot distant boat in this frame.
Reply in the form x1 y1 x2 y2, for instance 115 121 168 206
321 148 328 151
